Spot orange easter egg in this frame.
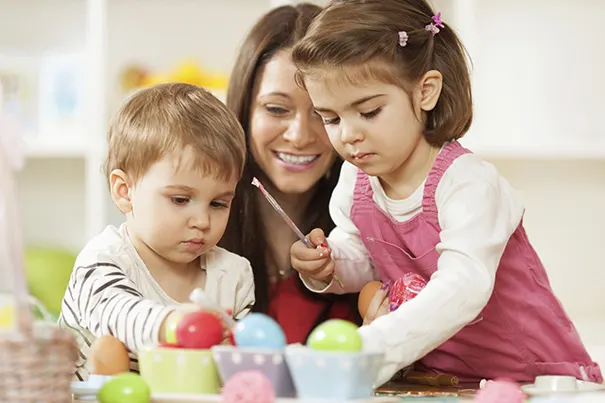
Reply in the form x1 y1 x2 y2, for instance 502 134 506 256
89 335 130 375
358 281 384 319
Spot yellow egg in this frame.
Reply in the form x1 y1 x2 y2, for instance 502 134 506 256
358 281 384 319
90 335 131 375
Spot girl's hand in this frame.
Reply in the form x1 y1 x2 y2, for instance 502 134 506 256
290 228 334 281
363 282 390 326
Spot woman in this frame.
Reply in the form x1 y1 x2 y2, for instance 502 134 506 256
220 3 360 343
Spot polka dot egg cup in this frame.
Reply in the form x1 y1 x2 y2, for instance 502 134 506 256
284 344 384 400
138 346 221 394
211 345 296 398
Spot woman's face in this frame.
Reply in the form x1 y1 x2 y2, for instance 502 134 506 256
249 50 336 195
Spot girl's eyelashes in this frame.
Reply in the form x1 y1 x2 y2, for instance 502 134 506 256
321 116 340 125
210 201 230 209
318 107 382 125
361 107 382 119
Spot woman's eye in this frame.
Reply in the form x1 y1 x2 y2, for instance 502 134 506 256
210 201 229 209
265 105 289 116
171 197 190 205
361 108 382 119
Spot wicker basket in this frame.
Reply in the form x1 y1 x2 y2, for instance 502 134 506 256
0 93 79 402
0 304 78 403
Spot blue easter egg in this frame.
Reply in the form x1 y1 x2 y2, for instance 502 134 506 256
234 313 286 349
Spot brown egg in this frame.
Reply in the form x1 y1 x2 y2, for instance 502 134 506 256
89 335 131 375
358 281 384 319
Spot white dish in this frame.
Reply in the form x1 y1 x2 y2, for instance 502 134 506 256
521 380 605 396
151 394 399 403
71 381 100 400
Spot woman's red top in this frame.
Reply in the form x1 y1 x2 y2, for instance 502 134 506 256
267 275 360 344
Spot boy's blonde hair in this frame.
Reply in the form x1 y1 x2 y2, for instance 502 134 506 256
104 83 246 185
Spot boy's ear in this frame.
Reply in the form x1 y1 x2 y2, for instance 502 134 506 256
109 169 133 214
416 69 443 112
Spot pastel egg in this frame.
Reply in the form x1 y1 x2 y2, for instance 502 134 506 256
357 281 384 319
234 313 286 349
307 319 362 352
89 335 130 376
176 310 224 349
97 372 150 403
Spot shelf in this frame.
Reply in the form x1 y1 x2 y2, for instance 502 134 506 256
467 142 605 160
25 138 88 158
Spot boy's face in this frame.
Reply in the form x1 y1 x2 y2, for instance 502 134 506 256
121 148 237 267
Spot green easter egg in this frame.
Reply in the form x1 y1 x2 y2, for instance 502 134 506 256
98 372 151 403
164 312 184 345
307 319 362 352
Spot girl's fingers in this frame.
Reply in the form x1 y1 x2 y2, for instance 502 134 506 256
363 284 390 326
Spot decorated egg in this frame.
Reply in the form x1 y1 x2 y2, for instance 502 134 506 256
89 335 131 375
176 310 224 349
307 319 362 352
164 311 185 346
388 273 427 312
221 371 275 403
97 372 150 403
233 313 286 349
358 281 384 319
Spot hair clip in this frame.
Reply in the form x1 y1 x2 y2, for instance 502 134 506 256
425 11 445 36
398 31 408 47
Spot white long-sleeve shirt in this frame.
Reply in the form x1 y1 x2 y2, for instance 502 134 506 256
58 224 255 380
303 154 525 386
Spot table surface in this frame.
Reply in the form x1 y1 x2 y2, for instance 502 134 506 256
73 381 477 402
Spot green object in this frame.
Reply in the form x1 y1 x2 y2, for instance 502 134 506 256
164 312 183 345
138 346 221 394
25 247 76 315
98 373 151 403
307 319 363 352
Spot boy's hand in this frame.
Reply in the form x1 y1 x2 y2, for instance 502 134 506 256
290 228 334 281
362 283 390 326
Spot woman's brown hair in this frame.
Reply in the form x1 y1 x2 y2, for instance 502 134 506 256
291 0 473 146
219 3 356 319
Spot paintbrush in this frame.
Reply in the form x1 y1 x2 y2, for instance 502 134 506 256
189 288 235 328
251 177 344 288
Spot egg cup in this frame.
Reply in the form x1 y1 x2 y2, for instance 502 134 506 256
284 345 384 400
138 346 220 394
212 345 296 398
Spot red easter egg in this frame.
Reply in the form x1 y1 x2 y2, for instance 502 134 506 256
388 273 427 311
176 311 224 349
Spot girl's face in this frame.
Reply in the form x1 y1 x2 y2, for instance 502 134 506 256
304 68 442 194
248 50 336 195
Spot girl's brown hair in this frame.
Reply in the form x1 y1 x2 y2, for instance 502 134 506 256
291 0 473 146
218 3 357 320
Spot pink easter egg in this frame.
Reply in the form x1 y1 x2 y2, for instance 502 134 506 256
388 273 427 311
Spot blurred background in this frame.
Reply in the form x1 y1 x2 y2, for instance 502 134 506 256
1 0 603 366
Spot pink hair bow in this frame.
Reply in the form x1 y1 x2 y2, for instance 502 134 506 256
425 12 445 36
398 31 409 47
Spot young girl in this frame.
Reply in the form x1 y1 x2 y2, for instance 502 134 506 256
289 0 602 386
58 83 255 380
